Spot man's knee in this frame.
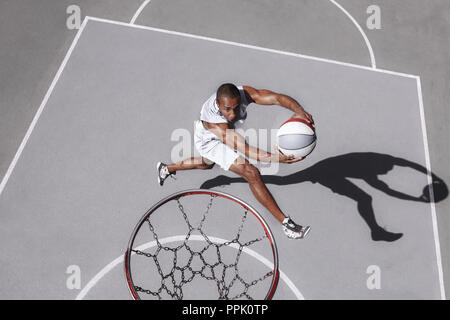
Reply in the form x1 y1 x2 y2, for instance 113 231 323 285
197 157 214 170
241 163 261 182
201 163 214 170
199 161 214 170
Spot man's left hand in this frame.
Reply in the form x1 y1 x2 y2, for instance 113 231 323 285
292 109 315 128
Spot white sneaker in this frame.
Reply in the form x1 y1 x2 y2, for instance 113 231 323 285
282 217 310 239
157 162 176 186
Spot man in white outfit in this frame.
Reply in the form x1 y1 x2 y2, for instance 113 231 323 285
157 83 314 239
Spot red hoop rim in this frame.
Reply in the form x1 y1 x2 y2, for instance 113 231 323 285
124 189 279 300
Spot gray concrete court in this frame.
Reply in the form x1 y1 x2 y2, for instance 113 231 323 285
0 18 443 299
0 0 449 299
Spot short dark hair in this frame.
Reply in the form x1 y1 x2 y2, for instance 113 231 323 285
216 83 240 101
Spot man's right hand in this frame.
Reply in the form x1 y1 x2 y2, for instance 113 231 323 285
273 145 305 164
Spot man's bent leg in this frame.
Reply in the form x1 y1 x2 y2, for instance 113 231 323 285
168 157 214 173
229 157 286 224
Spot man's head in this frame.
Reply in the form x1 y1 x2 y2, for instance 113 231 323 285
216 83 241 122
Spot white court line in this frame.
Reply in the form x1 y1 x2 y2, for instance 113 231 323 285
76 235 304 300
87 16 416 79
130 0 151 25
329 0 377 68
0 17 89 198
416 78 446 300
129 0 377 68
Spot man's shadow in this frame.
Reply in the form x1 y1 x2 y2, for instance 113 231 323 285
200 152 448 242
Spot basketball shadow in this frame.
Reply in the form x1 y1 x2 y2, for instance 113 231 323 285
200 152 448 242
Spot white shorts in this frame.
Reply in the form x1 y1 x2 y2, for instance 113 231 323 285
193 120 240 171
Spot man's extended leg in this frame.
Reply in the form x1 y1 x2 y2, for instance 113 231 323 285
229 157 310 239
157 157 214 186
167 157 214 173
229 158 286 223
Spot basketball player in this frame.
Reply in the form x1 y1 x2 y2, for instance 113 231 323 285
157 83 314 239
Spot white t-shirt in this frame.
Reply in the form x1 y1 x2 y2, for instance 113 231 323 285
199 86 250 124
194 86 251 154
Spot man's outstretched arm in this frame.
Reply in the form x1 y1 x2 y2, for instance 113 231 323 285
202 121 303 164
243 85 314 126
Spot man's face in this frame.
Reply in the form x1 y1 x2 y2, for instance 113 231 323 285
217 96 240 122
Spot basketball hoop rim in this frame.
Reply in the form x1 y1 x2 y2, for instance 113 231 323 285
124 189 280 300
